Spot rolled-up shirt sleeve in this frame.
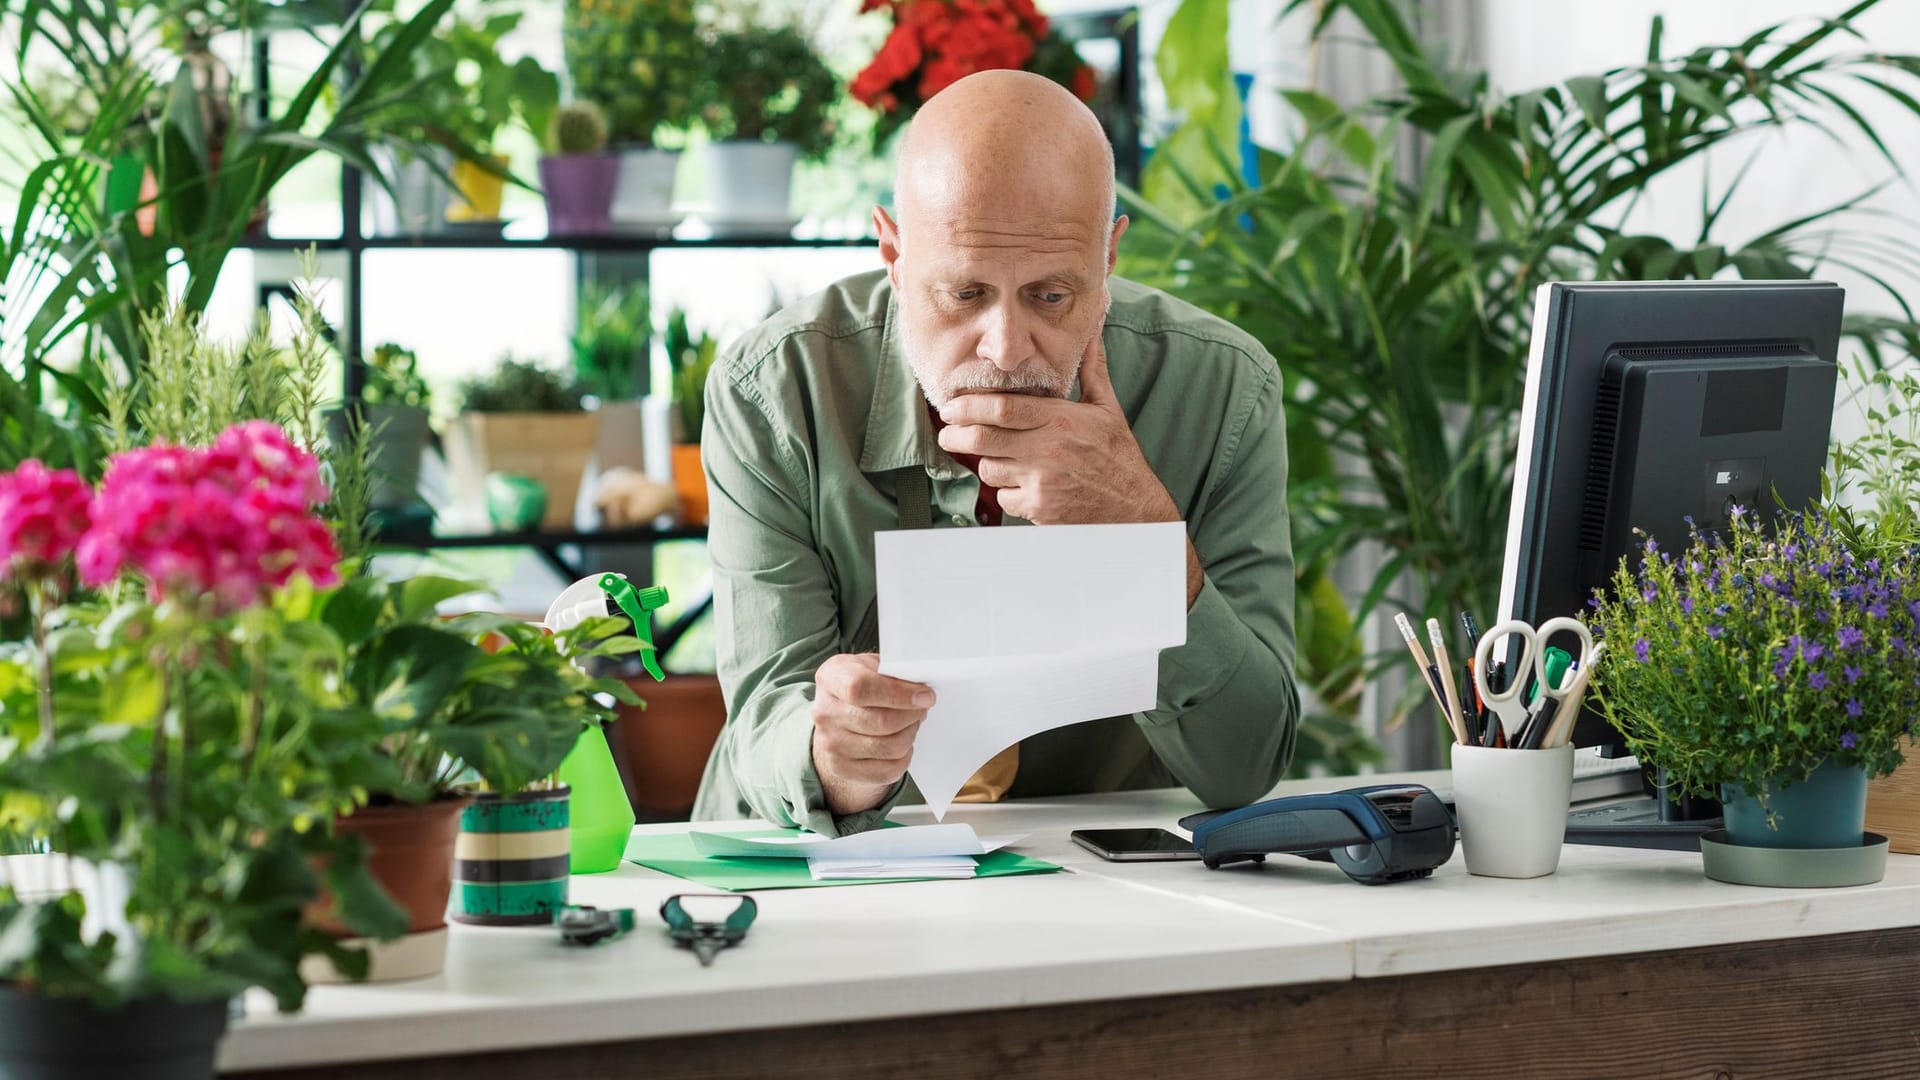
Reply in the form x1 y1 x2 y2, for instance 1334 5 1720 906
696 363 898 836
1136 362 1299 809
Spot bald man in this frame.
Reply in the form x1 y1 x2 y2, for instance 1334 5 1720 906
692 71 1299 835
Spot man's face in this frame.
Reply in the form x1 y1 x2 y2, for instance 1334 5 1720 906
881 208 1122 408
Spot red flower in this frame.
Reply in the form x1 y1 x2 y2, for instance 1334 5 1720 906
852 24 924 109
0 460 92 576
856 0 1086 117
1006 0 1048 36
1071 64 1098 102
79 423 340 613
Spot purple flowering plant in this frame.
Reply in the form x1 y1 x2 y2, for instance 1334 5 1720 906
1587 506 1920 809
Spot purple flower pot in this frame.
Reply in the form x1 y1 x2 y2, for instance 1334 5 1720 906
539 154 619 235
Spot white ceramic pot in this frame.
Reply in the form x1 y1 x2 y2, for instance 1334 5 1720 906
704 140 799 228
608 147 682 227
593 398 647 473
365 145 452 236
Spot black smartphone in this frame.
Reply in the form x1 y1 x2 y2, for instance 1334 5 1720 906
1070 828 1201 862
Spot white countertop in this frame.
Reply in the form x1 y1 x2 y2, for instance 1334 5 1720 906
210 770 1920 1072
909 772 1920 979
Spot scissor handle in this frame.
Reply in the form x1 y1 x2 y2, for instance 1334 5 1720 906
1531 617 1596 698
1473 619 1538 706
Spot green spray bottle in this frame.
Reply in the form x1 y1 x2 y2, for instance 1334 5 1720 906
549 573 670 873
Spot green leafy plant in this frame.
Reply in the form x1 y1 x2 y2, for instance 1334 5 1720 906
548 100 609 156
695 23 840 161
0 433 398 1011
1587 508 1920 815
2 0 468 389
572 283 649 402
312 573 644 803
664 308 716 444
1122 0 1920 756
561 0 703 148
458 358 586 413
367 3 559 162
362 342 431 411
103 262 379 565
1828 365 1920 560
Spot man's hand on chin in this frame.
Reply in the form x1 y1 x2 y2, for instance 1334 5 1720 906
935 333 1204 606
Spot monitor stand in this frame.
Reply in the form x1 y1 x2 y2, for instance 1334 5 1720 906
1564 767 1721 852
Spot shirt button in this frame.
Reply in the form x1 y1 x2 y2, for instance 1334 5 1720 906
951 514 969 526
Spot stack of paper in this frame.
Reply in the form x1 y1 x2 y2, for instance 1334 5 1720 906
809 856 977 881
688 823 1024 881
874 522 1188 818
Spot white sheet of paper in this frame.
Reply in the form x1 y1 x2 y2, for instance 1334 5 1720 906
689 823 1023 860
809 855 978 881
875 522 1188 818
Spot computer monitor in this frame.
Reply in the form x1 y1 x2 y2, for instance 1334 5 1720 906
1496 281 1842 845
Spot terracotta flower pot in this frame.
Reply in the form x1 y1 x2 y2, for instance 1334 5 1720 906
610 673 727 819
307 796 470 983
671 442 708 525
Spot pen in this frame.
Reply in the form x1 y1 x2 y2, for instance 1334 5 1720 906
1460 610 1481 655
1426 618 1467 745
1480 659 1506 747
1394 612 1450 719
1518 699 1557 750
1464 657 1484 743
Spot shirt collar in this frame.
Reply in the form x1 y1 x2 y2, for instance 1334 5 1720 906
859 288 967 480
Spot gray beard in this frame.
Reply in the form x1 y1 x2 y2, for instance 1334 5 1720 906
903 319 1086 408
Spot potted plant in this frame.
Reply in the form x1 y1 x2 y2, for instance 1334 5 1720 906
324 341 432 516
695 22 839 230
663 308 717 525
366 6 559 234
311 572 644 955
539 101 619 235
443 358 596 531
1588 504 1920 882
5 0 468 384
573 282 650 474
850 0 1095 151
562 0 704 227
1833 367 1920 854
0 428 402 1077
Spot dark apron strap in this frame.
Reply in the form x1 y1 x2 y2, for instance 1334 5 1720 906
849 466 936 653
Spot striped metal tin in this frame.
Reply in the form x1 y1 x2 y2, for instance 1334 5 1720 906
450 786 571 926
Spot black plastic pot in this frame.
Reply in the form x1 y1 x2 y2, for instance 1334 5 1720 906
0 985 229 1079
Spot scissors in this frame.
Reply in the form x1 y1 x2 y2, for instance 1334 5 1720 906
1473 618 1597 742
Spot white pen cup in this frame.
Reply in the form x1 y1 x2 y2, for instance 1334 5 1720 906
1450 743 1574 879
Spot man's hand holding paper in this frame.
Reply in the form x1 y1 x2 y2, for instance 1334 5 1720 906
876 522 1189 818
809 653 935 817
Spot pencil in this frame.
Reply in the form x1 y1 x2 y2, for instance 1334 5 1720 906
1427 618 1467 745
1543 643 1605 749
1393 612 1449 718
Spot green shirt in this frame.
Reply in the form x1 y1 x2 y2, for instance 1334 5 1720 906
691 269 1299 835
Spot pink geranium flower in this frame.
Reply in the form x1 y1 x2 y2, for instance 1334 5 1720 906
0 460 93 576
77 423 341 612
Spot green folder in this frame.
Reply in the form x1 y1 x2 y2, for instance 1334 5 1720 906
623 829 1062 891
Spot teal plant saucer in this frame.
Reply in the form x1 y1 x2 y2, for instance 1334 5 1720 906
1699 830 1889 888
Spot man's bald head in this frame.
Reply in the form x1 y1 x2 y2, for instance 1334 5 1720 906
892 70 1116 255
874 70 1128 409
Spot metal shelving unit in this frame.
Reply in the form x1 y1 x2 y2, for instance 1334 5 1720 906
234 4 1141 655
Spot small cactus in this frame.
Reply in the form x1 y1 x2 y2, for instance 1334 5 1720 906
549 101 608 155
